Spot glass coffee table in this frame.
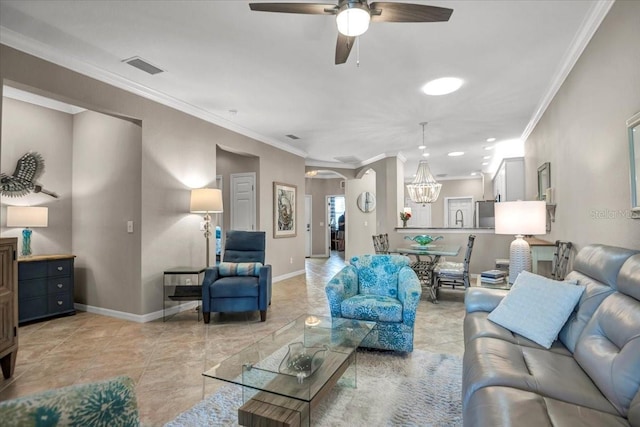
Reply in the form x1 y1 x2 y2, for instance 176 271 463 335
203 314 375 427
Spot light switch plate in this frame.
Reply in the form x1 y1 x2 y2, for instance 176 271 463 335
127 221 134 233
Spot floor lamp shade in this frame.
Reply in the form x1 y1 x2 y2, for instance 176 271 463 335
190 188 223 267
6 206 49 257
495 201 546 283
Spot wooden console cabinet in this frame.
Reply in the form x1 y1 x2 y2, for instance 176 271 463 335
18 254 76 324
0 238 18 379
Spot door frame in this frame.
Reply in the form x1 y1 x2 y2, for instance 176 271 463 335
230 172 256 231
305 195 312 257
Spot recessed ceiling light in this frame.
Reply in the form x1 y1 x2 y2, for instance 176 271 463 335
422 152 430 157
448 151 464 157
483 155 491 159
470 172 477 176
418 145 426 150
421 77 464 96
486 137 496 142
484 146 494 150
482 162 489 166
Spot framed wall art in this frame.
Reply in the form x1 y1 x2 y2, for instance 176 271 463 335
273 182 297 238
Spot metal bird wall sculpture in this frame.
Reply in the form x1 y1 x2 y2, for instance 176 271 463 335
0 152 59 198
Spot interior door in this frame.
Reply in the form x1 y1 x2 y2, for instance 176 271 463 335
305 195 312 257
230 172 256 231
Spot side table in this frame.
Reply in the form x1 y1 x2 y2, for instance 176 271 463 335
163 267 206 321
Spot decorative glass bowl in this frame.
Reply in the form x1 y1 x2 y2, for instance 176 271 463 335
404 235 443 246
279 342 328 382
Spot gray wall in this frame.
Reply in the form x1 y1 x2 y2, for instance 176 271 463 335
0 44 306 317
72 110 142 314
0 97 72 255
305 177 344 256
524 0 640 252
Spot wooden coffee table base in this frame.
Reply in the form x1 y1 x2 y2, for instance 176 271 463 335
238 352 355 427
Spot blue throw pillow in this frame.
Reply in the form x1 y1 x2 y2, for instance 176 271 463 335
487 271 585 349
218 262 263 277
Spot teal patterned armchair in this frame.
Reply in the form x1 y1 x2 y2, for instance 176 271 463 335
326 254 422 352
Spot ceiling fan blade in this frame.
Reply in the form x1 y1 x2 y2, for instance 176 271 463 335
335 33 355 65
249 3 338 15
369 2 453 23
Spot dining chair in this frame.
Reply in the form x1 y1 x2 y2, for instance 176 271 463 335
551 240 572 280
434 235 476 292
372 233 390 254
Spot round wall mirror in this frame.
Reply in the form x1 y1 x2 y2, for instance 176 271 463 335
357 191 376 213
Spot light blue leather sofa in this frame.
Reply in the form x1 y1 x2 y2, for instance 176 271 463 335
325 254 422 352
202 230 272 323
463 244 640 426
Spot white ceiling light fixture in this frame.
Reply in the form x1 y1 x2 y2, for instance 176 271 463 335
486 137 496 142
336 2 371 37
484 146 494 150
422 77 464 96
407 123 442 204
422 152 430 157
483 155 491 159
448 151 464 157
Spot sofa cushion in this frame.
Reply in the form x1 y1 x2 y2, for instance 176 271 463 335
218 262 263 277
464 386 631 427
464 311 572 356
341 294 403 323
487 271 584 349
574 292 640 418
462 337 618 415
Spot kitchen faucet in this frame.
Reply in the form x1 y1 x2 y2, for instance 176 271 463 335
455 209 464 227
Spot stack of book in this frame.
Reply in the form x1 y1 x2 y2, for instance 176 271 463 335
480 269 506 285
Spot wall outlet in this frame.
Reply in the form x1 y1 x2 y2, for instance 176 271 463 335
199 221 206 231
290 257 293 264
127 221 134 233
185 278 192 286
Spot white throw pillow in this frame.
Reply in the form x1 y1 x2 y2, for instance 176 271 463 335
487 271 584 349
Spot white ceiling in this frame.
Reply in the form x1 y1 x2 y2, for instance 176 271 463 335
0 0 610 179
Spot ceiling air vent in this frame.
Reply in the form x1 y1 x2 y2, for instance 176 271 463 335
122 56 164 75
286 134 300 140
334 155 360 164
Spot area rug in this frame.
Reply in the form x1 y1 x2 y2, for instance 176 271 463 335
166 349 462 427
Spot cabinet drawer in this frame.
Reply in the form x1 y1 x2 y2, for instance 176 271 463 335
48 259 73 277
19 279 47 300
47 277 71 294
48 293 73 313
18 261 47 280
19 297 48 321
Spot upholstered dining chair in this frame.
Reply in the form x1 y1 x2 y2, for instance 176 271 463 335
325 254 421 352
434 234 476 292
202 230 272 323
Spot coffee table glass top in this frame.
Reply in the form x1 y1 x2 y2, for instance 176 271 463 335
203 314 374 402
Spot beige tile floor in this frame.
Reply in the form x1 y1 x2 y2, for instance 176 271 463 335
0 253 465 426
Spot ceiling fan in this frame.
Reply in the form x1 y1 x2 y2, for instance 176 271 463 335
249 0 453 64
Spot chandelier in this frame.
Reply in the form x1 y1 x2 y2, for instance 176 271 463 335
407 123 442 204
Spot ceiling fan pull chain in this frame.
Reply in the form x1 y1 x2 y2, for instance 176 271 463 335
356 37 360 68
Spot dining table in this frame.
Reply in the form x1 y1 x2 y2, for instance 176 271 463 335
395 244 462 303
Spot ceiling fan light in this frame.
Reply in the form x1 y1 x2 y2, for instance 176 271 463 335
336 7 370 37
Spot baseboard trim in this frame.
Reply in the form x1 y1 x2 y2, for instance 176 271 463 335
273 269 305 282
74 301 199 324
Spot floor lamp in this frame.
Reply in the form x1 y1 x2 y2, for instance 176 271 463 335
6 206 49 257
190 188 223 267
495 201 546 284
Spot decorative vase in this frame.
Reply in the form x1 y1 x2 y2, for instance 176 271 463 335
402 220 408 228
279 342 327 382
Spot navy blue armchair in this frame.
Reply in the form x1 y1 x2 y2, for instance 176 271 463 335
202 230 272 323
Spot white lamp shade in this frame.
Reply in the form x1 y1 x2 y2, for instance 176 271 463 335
495 201 546 235
6 206 48 227
190 188 223 213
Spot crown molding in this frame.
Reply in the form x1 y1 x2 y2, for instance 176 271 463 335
520 0 614 141
0 27 308 158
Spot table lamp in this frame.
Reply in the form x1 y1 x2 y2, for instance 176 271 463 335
190 188 223 267
495 201 546 283
6 206 49 257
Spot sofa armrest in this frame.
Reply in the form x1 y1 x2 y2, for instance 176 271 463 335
201 267 220 312
398 266 422 326
465 287 509 313
326 265 358 317
258 264 272 308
